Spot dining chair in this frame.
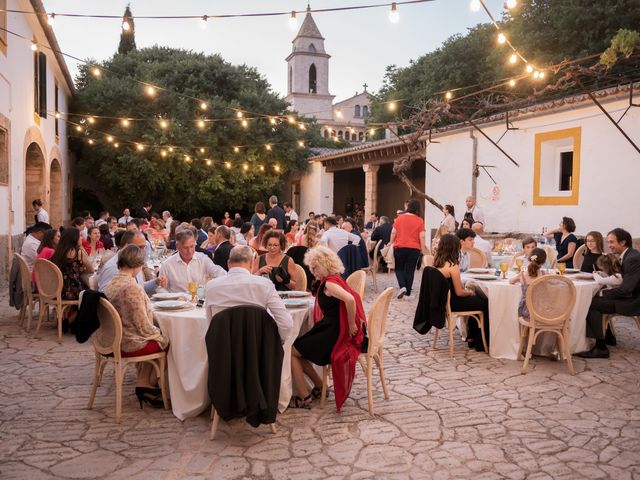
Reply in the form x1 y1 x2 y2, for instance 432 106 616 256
87 297 169 422
293 263 307 292
468 247 487 269
518 275 576 374
14 253 39 332
320 287 394 415
346 270 366 301
572 245 586 270
542 245 558 269
432 291 488 357
362 240 382 293
33 258 79 342
602 314 640 339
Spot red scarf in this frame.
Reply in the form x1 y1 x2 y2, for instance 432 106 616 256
313 274 367 412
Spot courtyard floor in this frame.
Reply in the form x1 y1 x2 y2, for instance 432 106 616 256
0 272 639 480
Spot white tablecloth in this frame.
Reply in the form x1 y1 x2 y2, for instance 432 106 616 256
154 302 313 421
461 273 600 360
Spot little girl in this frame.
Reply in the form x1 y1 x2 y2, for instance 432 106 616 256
593 253 623 288
510 248 547 320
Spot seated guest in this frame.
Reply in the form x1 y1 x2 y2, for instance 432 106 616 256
250 223 272 255
298 221 319 248
459 218 472 230
204 245 293 342
212 225 234 271
94 211 110 227
456 228 476 272
319 216 360 253
21 222 51 271
200 226 217 253
253 230 297 291
105 245 169 407
191 218 207 246
148 218 168 242
285 220 299 247
431 224 449 255
593 254 623 288
98 231 166 294
236 222 252 246
98 224 114 250
267 217 278 230
32 228 60 287
471 223 492 267
580 231 604 273
579 228 640 358
365 213 379 231
370 216 393 271
291 246 366 409
511 237 537 269
82 226 105 256
435 234 490 351
158 229 225 293
544 217 578 268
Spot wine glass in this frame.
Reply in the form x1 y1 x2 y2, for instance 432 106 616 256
557 262 566 275
515 257 524 272
188 281 198 302
499 262 509 279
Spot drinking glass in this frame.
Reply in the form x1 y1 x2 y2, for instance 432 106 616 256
499 262 509 279
188 281 198 301
197 285 205 303
557 262 566 275
515 257 524 272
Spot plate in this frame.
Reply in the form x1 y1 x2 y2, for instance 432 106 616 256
575 273 594 280
470 274 498 281
564 268 580 274
467 268 494 274
152 292 187 301
283 299 310 309
155 300 193 310
278 290 311 298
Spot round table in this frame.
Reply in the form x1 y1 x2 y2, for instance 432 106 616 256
154 300 313 421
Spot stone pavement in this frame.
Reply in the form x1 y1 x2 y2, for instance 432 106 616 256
1 272 639 480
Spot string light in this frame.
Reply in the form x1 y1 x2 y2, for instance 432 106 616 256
184 155 191 162
509 79 516 87
136 144 144 151
298 140 305 148
168 147 174 152
298 123 306 130
206 159 213 166
445 91 453 100
233 146 240 153
197 119 206 129
159 119 169 129
287 115 296 124
241 119 249 128
106 135 114 143
369 128 376 135
160 150 167 157
265 144 272 151
88 139 95 145
122 20 130 31
259 165 265 172
146 85 156 96
470 0 481 12
506 0 517 8
47 13 55 26
289 11 298 30
114 143 119 148
533 71 540 79
387 101 397 112
75 125 83 132
225 161 231 169
388 3 399 23
242 163 249 171
92 67 101 77
335 110 343 119
236 111 244 118
200 102 208 110
509 54 518 64
121 119 130 128
274 165 281 172
526 65 534 73
200 15 208 29
30 42 37 51
55 112 61 119
199 147 206 154
269 117 277 125
497 33 506 44
87 116 95 124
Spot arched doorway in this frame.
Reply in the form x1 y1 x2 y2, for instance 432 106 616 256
50 159 63 228
25 142 46 227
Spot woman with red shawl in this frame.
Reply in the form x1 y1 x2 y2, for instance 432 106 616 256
290 246 366 411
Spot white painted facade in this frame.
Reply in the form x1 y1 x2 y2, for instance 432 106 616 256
0 0 74 276
299 161 334 218
424 90 640 238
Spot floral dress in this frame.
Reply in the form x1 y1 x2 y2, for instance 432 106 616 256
59 258 87 301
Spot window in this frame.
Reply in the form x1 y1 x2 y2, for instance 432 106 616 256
338 130 343 139
358 132 364 141
54 84 59 137
0 0 7 54
351 133 357 141
362 105 369 117
308 64 317 94
323 129 329 139
34 52 47 118
354 105 361 117
308 43 316 53
0 127 7 185
533 127 581 205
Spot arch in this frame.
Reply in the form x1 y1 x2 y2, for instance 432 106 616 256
308 64 317 94
308 43 317 53
49 158 63 228
338 130 343 139
323 129 329 138
351 133 357 141
25 142 46 227
354 105 361 117
362 105 369 116
359 132 364 141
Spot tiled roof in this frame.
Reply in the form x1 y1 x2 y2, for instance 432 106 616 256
296 11 323 39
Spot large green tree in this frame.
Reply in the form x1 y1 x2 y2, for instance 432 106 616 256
72 47 327 217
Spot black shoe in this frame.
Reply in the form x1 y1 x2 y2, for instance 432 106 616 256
605 328 617 346
62 319 70 334
575 346 610 359
135 387 164 409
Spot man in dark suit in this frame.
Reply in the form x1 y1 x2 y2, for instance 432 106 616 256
578 228 640 358
370 216 393 272
365 213 379 231
265 195 286 230
138 202 153 220
213 225 234 271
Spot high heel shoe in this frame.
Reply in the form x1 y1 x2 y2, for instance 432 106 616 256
135 387 164 409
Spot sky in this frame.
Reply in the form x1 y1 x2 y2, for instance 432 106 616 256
42 0 507 101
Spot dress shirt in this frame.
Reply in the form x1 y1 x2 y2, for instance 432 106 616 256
285 210 299 222
320 227 361 253
97 253 157 296
118 215 133 225
36 209 49 224
20 235 41 271
204 267 293 343
95 219 107 227
473 235 492 267
459 251 470 272
235 233 247 246
158 252 226 293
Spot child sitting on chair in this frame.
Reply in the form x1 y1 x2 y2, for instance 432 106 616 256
593 253 623 288
510 248 547 321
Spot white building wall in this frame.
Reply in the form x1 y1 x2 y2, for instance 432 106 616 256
299 161 334 218
424 96 640 239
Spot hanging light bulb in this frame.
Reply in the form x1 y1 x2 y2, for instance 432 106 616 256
197 119 206 129
298 140 305 148
274 164 281 172
388 3 399 23
159 119 168 129
121 118 130 128
200 102 208 110
233 146 240 153
122 20 130 31
335 110 343 119
168 147 174 153
225 161 231 169
289 11 298 30
259 165 265 172
445 91 453 100
87 116 95 125
241 119 249 128
55 112 61 119
242 163 249 171
506 0 517 9
92 67 101 78
509 53 518 64
136 144 144 151
470 0 481 11
114 142 119 148
88 139 95 145
526 64 534 73
146 85 156 96
287 115 296 124
48 13 55 26
106 135 114 143
199 147 205 154
387 101 397 112
539 71 545 79
298 123 306 130
509 79 516 87
200 15 208 29
533 71 540 79
369 128 376 136
30 42 38 51
269 117 277 125
75 125 83 132
184 155 191 162
206 159 213 166
265 144 272 151
236 111 243 118
497 33 506 44
160 150 168 158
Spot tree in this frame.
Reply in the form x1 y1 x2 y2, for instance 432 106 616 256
118 5 136 55
71 47 327 218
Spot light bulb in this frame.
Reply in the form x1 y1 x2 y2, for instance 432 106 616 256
168 147 174 153
122 20 130 31
184 155 191 162
274 165 281 172
106 136 113 143
30 42 38 51
387 101 397 112
470 0 481 11
92 67 101 77
197 119 206 129
88 139 95 145
289 11 298 30
55 112 60 119
160 150 167 157
533 71 540 79
498 33 506 44
388 3 399 23
206 159 213 166
241 119 248 128
121 119 130 127
539 71 545 79
369 128 375 135
335 110 343 119
48 13 55 26
259 165 265 172
75 125 83 132
233 146 240 153
160 119 169 129
265 144 272 151
146 86 156 96
445 91 453 100
287 115 296 124
200 15 208 29
506 0 517 8
509 54 518 64
87 116 95 124
225 161 231 169
199 147 205 154
269 117 277 125
509 79 516 87
526 65 533 73
200 102 207 110
299 123 306 130
298 140 305 148
137 144 144 151
243 164 248 171
114 143 119 148
236 111 243 118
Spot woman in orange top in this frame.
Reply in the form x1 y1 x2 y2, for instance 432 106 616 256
390 198 427 299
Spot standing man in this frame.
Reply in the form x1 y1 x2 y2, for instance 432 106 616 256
32 199 49 225
578 228 640 359
463 196 485 227
95 211 110 227
118 208 133 225
139 202 153 220
265 195 286 230
162 210 173 232
283 202 298 225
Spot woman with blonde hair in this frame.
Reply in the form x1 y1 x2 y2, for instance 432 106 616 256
290 246 366 411
297 220 319 248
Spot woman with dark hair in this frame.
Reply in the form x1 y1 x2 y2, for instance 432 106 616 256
440 204 457 233
249 223 272 255
285 220 299 246
98 223 114 250
232 214 244 229
545 217 578 268
459 218 472 230
252 230 297 291
390 198 428 299
250 202 267 236
580 231 604 273
433 234 489 352
82 226 105 256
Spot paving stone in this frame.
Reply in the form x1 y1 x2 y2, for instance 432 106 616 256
49 450 125 478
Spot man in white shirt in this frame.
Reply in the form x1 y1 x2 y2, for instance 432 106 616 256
20 222 50 271
98 231 166 294
472 222 492 268
95 211 110 227
464 196 485 227
162 210 173 232
205 245 292 343
118 208 133 226
284 202 298 223
158 230 225 293
319 217 361 253
32 199 49 225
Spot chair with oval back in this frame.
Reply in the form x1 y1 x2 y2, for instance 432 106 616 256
33 258 79 342
542 245 558 269
87 297 168 422
468 247 487 269
519 275 577 374
293 263 307 292
346 270 366 302
362 240 382 293
572 244 586 270
14 253 39 332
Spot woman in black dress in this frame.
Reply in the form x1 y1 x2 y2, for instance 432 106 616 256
545 217 578 268
290 246 359 408
580 231 604 273
252 230 297 291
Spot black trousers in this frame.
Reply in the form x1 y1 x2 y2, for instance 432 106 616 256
585 296 617 340
394 248 421 296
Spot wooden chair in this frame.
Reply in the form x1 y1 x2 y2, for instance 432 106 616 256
602 314 640 339
572 245 586 270
293 263 307 292
33 258 79 342
422 254 434 268
14 253 39 332
321 287 394 415
432 291 488 357
346 270 366 301
468 247 487 268
362 240 382 293
518 275 576 375
87 297 168 422
542 245 558 269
